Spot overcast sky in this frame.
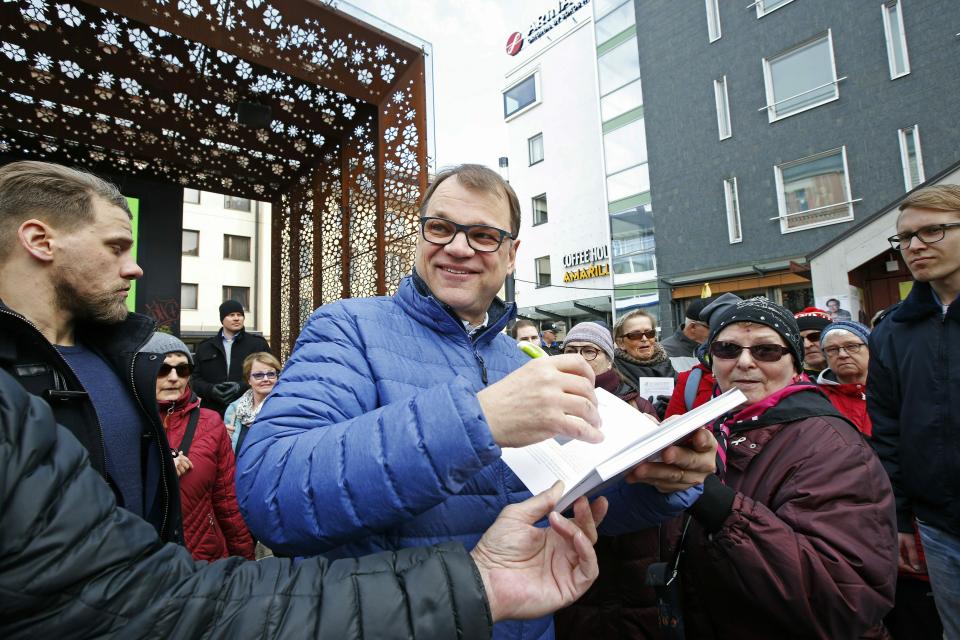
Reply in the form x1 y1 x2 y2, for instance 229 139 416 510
345 0 549 171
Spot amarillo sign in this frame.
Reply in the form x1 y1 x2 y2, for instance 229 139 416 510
564 262 610 282
563 244 610 282
507 0 591 56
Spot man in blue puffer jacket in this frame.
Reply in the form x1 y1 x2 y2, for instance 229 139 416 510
237 164 716 640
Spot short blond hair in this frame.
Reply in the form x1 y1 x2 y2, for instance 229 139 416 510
0 160 130 261
899 184 960 214
242 351 282 380
614 309 657 340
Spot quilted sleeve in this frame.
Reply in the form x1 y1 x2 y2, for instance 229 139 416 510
235 303 502 556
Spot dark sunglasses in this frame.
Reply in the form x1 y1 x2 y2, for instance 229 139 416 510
710 341 791 363
622 329 656 341
801 331 822 343
157 363 192 377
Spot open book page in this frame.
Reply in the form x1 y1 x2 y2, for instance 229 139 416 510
500 388 661 499
634 377 675 399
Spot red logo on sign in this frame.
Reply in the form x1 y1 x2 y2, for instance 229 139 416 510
505 31 524 56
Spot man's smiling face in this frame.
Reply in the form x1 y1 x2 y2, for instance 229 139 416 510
414 176 518 325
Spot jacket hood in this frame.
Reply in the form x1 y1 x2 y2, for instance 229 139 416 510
816 368 840 385
893 280 960 323
725 381 848 434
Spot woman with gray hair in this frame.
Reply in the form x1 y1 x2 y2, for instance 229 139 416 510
816 320 872 436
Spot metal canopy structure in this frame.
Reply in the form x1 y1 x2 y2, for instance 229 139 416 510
0 0 430 358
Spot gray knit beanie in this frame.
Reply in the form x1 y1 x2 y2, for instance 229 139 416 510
562 322 615 361
820 321 870 347
140 331 194 364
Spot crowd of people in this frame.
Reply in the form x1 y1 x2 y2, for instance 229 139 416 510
1 159 957 640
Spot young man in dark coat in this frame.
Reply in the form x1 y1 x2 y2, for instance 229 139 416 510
191 299 271 415
0 160 181 543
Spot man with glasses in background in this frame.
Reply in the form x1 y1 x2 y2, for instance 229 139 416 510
236 163 718 640
869 184 960 638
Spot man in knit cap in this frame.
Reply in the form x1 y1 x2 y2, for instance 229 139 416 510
192 299 271 416
661 297 712 358
793 306 832 377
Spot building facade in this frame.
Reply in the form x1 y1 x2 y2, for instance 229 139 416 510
502 0 659 332
180 189 272 343
635 0 960 329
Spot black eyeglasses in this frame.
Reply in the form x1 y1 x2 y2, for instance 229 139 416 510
823 342 865 357
888 222 960 251
419 216 514 253
710 341 791 363
801 331 822 343
250 370 278 381
158 363 192 377
562 346 601 361
622 329 656 341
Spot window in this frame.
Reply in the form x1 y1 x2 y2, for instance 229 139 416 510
610 204 656 275
762 32 840 122
535 256 551 288
705 0 721 42
899 125 925 191
604 118 647 175
532 194 548 226
503 74 538 119
600 79 643 121
183 188 200 204
598 38 640 96
714 76 732 139
223 234 251 261
724 178 742 243
528 133 544 165
596 1 634 45
224 195 251 212
181 283 198 310
607 164 650 203
755 0 796 17
222 286 250 311
182 229 199 256
774 147 856 232
882 1 910 79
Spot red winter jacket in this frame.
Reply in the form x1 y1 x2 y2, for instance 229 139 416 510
665 363 715 418
816 369 872 436
161 388 254 562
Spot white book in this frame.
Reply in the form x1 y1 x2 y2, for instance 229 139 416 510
501 387 747 513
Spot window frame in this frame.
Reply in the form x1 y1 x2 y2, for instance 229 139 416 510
773 146 857 234
882 0 911 79
761 31 841 123
222 234 252 261
181 283 199 310
223 195 252 212
724 177 743 244
183 188 201 204
898 125 925 191
222 286 251 311
535 256 552 289
714 76 732 140
532 193 549 226
528 132 544 166
754 0 797 18
181 229 200 256
705 0 721 42
503 72 540 120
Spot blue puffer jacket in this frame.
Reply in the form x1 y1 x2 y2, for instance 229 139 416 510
237 275 698 640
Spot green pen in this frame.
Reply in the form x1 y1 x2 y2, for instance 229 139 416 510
518 342 548 359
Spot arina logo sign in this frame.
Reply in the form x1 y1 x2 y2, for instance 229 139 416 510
505 31 524 56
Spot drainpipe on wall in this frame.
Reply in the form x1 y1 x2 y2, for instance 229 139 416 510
253 199 260 331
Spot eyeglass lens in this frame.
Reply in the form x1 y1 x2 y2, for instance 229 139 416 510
802 331 822 343
251 371 278 380
890 223 960 250
710 341 789 363
623 330 656 341
158 363 192 377
420 217 510 252
824 343 864 357
562 347 599 360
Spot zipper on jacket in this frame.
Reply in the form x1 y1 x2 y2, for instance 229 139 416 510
0 307 110 475
130 349 172 541
475 351 488 385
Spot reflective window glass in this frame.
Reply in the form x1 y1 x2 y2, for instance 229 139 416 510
600 79 643 121
596 2 634 45
765 34 837 119
606 163 650 203
598 38 640 95
504 74 537 118
604 119 647 175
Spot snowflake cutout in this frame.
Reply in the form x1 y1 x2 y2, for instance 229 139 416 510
330 39 347 59
56 3 83 27
33 52 53 72
236 60 253 79
342 103 356 119
263 6 281 29
22 0 51 26
177 0 201 19
357 69 372 85
119 77 142 96
1 42 27 63
380 65 395 83
374 44 388 60
59 60 83 79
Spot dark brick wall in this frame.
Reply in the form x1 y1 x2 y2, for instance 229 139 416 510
635 0 960 327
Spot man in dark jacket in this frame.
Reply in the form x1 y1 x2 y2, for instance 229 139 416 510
660 297 710 358
868 185 960 637
191 299 271 415
0 366 606 638
0 160 181 542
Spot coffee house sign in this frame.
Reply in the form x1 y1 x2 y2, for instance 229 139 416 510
563 244 610 282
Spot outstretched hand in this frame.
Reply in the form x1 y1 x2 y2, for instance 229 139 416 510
470 482 608 623
627 427 717 493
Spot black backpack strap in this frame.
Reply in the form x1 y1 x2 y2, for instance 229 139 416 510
179 407 201 456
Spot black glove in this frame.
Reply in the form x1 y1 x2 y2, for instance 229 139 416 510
210 381 243 405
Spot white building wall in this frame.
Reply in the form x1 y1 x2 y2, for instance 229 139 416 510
180 191 271 339
504 18 610 313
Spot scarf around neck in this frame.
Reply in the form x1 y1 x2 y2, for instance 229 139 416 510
616 342 669 366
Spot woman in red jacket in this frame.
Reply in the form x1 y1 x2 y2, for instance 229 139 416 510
144 333 254 562
815 321 872 435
